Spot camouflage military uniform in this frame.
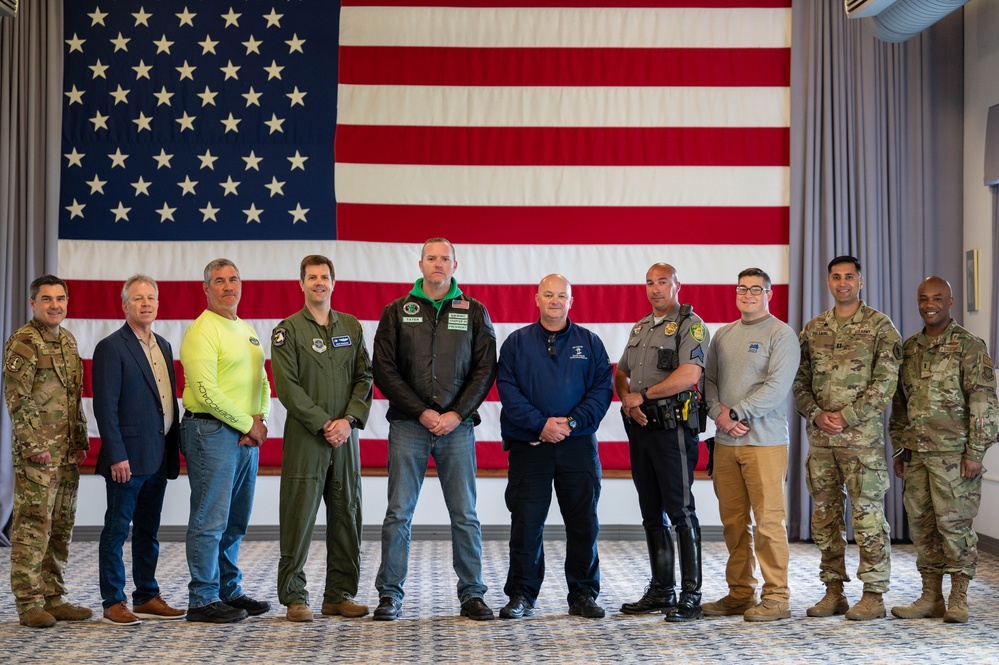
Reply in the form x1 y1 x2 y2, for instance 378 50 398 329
3 318 89 615
793 301 902 593
888 319 997 578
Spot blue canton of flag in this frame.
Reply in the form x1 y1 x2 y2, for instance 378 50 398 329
59 0 339 241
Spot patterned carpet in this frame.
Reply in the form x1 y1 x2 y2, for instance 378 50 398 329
1 537 998 664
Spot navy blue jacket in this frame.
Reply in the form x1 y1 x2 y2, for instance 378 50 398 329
92 323 180 479
497 320 613 442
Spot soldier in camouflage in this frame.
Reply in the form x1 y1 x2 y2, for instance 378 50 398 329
793 256 902 621
888 276 997 624
3 275 93 628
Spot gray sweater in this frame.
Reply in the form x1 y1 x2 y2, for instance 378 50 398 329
705 314 800 447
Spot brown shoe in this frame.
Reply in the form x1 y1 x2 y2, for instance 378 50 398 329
19 607 56 628
133 595 186 620
701 594 759 616
102 601 141 626
287 603 314 622
45 601 93 621
744 599 791 622
322 599 370 618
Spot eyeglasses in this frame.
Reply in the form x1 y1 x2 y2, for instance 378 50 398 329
547 333 557 358
735 285 770 295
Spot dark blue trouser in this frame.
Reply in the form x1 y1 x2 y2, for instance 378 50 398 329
504 435 601 606
626 420 699 531
98 460 168 608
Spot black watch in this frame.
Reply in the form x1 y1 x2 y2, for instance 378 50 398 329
729 408 739 422
345 415 359 429
566 416 578 431
640 388 649 402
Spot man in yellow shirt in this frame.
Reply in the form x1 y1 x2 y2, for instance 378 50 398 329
180 259 271 623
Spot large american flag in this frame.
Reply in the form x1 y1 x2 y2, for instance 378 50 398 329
58 0 791 471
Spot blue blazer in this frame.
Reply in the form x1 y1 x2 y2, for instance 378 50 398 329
92 322 180 479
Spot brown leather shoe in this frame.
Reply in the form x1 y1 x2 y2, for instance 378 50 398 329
45 601 93 621
19 607 56 628
102 601 141 626
133 595 186 620
322 599 370 618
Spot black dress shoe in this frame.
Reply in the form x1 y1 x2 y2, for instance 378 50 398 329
460 597 495 621
499 595 535 619
225 595 271 616
373 597 402 621
568 595 606 619
186 601 248 624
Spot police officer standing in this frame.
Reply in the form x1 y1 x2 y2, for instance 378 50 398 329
617 263 709 622
496 274 613 620
3 275 92 628
889 276 997 624
793 256 901 621
272 255 373 622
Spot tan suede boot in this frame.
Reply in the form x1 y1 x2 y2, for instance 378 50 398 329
806 581 849 617
891 572 945 619
944 573 971 624
844 591 886 621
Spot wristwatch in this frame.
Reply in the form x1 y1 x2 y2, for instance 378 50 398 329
729 408 739 422
345 415 359 429
566 416 578 431
640 388 649 402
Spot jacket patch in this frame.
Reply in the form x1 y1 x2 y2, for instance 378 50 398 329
447 311 469 331
690 323 706 343
331 335 352 347
272 327 287 347
312 338 327 352
403 302 421 315
402 316 423 324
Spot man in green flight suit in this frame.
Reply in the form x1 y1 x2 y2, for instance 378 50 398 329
271 255 374 622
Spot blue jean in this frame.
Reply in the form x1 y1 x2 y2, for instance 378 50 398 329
375 419 486 603
180 417 258 609
98 463 168 609
504 436 601 605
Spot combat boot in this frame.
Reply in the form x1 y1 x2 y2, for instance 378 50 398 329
891 572 945 619
806 580 849 617
844 591 885 621
621 528 676 614
944 573 971 624
664 527 703 622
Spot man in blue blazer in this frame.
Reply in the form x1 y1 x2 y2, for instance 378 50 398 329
92 275 183 626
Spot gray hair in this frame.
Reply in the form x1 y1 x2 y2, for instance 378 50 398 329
121 274 159 304
203 258 239 285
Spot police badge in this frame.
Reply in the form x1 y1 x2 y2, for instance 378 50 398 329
664 322 678 336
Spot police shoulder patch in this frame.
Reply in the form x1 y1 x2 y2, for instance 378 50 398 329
272 327 287 347
689 322 706 344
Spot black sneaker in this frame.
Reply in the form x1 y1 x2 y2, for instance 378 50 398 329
186 601 248 624
373 597 402 621
499 595 535 619
460 597 495 621
225 595 271 616
568 595 606 619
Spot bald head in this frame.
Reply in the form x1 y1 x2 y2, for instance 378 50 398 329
536 273 573 331
917 275 953 336
646 263 680 316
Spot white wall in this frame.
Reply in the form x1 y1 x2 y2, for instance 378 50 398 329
73 475 722 532
963 0 999 540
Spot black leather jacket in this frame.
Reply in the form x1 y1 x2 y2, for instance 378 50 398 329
373 292 497 424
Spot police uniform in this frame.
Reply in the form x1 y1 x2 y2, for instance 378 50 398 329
889 319 997 578
618 303 709 620
271 308 373 609
793 301 902 593
3 318 88 615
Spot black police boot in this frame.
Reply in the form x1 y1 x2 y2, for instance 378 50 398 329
664 527 703 622
621 528 676 614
